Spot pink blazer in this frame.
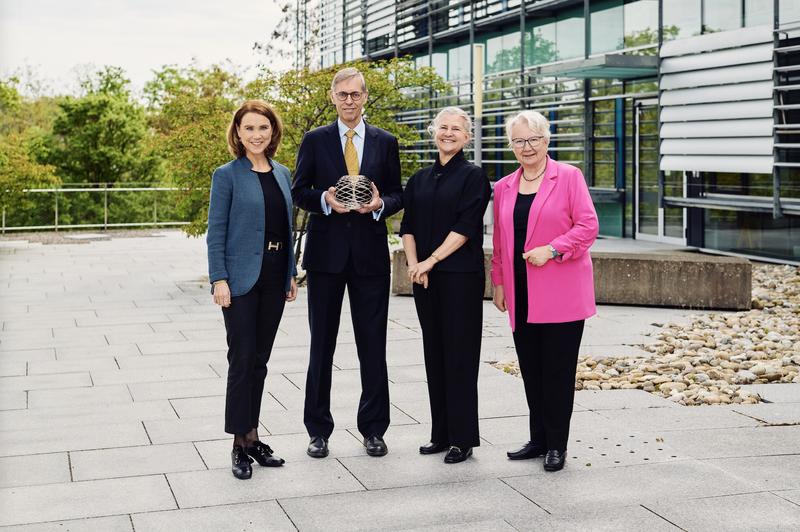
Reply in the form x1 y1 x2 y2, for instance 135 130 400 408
491 157 599 330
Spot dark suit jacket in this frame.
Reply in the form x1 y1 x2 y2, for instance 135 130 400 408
291 120 403 275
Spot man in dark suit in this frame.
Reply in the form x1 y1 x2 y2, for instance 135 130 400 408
291 67 403 458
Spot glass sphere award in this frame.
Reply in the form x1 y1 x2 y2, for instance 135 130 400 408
334 174 374 210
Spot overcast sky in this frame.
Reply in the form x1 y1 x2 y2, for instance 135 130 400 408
0 0 290 95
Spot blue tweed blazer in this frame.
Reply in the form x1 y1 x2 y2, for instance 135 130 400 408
207 156 297 296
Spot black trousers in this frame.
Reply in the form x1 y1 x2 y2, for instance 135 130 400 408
413 271 483 449
512 319 584 451
221 251 287 435
304 262 390 439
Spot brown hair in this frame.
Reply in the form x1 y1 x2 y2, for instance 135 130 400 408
226 100 283 158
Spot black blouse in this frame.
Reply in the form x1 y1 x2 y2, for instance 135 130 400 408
399 150 491 273
513 192 536 324
256 171 289 246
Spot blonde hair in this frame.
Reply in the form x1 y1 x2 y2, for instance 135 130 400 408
330 67 367 93
426 106 473 140
505 110 551 144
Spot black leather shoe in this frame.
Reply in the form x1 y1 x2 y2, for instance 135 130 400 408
364 435 388 457
231 445 253 479
507 441 546 460
246 441 285 467
544 449 566 471
444 446 472 464
307 436 329 458
419 441 448 455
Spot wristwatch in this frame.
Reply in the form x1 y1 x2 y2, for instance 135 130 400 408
547 244 559 259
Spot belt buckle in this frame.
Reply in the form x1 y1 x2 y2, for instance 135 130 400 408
267 241 281 251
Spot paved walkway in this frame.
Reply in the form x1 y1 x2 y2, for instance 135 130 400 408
0 231 798 531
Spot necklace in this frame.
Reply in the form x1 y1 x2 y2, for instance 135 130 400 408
521 163 546 182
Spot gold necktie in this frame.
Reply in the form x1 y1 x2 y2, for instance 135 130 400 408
344 129 359 175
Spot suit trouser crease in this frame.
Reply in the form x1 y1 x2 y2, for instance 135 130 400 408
304 266 391 439
512 319 585 451
413 271 482 449
221 254 287 435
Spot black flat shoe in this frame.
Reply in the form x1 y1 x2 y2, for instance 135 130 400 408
231 445 253 479
307 436 329 458
246 441 285 467
419 441 448 455
507 441 546 460
444 446 472 464
544 449 566 472
364 435 388 457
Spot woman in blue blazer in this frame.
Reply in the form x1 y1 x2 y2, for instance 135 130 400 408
207 100 298 480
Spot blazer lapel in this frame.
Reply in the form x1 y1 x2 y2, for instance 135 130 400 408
360 123 378 178
525 157 557 248
501 168 522 263
325 121 348 178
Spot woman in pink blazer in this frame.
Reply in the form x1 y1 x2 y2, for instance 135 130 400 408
491 110 598 472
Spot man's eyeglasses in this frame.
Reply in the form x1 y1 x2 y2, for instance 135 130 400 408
510 136 545 149
334 91 364 102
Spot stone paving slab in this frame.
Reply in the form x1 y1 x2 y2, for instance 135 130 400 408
70 442 206 481
55 343 141 360
279 478 548 531
169 393 286 418
0 422 150 456
0 360 26 377
400 519 518 531
89 364 218 386
595 403 763 432
0 475 176 527
0 347 56 362
127 378 225 401
27 357 120 375
166 459 364 508
0 452 70 488
647 491 800 531
659 426 800 459
738 383 800 403
27 384 132 409
705 454 800 491
573 389 679 410
0 372 93 392
728 403 800 425
131 501 296 532
0 400 177 431
501 460 760 514
143 416 232 445
0 391 26 411
506 505 680 532
0 515 134 532
776 489 800 505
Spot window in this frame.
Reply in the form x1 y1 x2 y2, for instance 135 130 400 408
556 8 585 60
745 0 773 26
663 0 701 40
703 0 742 33
591 1 624 54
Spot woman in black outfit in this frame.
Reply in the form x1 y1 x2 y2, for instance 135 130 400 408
207 100 298 479
400 106 491 464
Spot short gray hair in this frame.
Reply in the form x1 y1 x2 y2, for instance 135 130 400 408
331 67 367 92
427 106 473 139
505 110 551 143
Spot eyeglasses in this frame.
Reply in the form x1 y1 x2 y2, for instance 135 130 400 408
510 136 545 149
334 91 364 102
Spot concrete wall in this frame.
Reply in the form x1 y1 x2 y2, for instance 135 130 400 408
391 249 751 310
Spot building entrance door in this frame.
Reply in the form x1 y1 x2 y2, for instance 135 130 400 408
634 98 686 244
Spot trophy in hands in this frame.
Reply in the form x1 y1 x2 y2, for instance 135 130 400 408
334 174 374 210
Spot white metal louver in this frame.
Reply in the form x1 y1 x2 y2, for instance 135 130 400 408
659 26 774 174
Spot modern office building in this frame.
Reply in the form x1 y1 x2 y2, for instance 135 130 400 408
304 0 800 263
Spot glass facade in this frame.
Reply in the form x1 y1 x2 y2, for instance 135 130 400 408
308 0 799 262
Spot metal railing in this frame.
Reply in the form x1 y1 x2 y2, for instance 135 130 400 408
1 184 193 233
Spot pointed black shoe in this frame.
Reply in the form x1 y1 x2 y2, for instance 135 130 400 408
231 445 253 479
364 435 388 457
246 441 285 467
507 441 546 460
443 446 472 464
419 441 448 455
307 436 329 458
543 449 566 471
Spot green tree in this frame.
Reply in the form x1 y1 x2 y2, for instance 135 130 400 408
144 62 247 236
0 78 59 223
